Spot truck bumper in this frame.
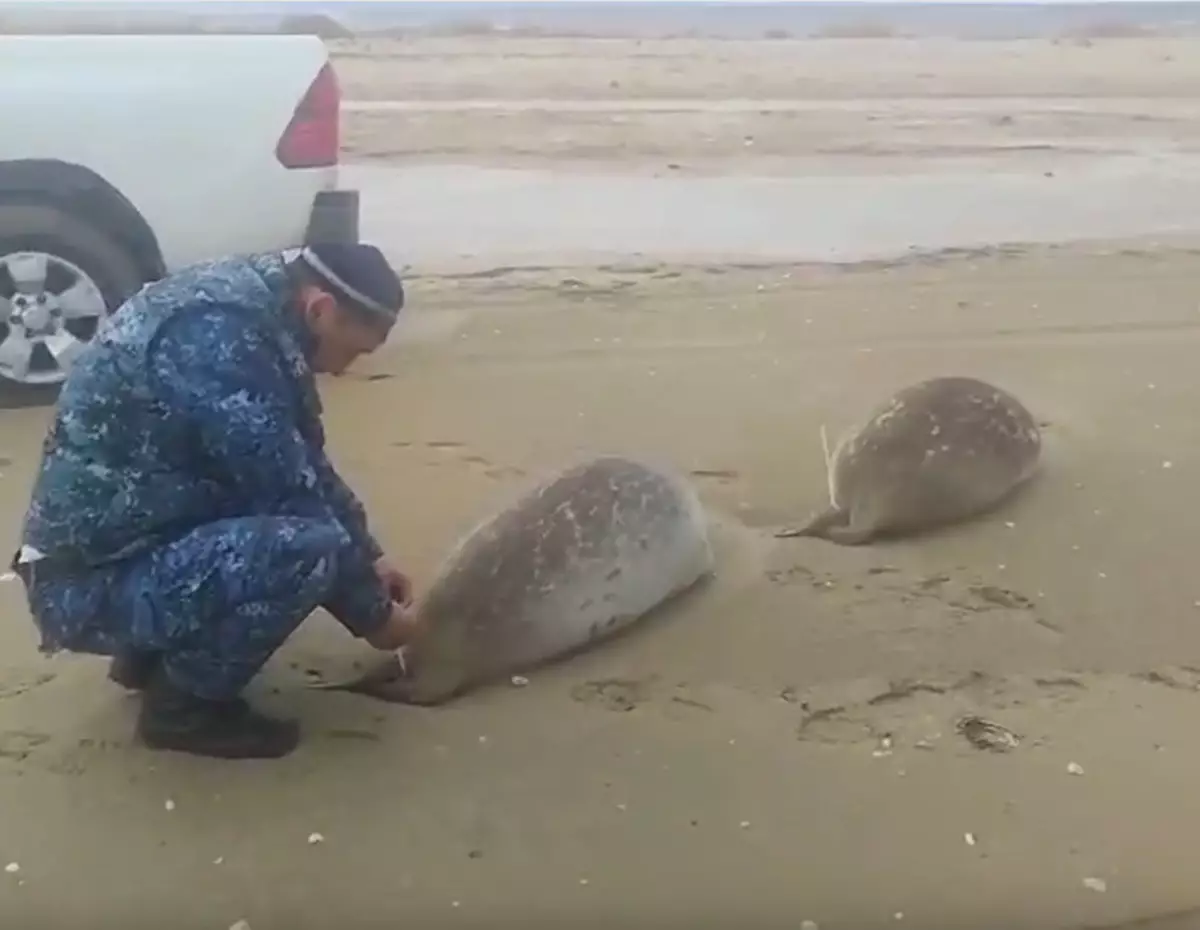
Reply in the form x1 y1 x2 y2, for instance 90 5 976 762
305 189 360 244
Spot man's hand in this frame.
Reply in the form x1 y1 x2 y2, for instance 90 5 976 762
366 557 421 650
374 557 414 607
366 601 426 652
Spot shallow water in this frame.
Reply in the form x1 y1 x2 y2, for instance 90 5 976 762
347 155 1200 268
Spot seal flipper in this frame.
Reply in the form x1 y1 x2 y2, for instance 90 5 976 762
310 653 468 706
774 505 848 540
309 653 416 702
342 661 419 703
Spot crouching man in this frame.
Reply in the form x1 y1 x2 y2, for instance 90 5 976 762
13 243 420 761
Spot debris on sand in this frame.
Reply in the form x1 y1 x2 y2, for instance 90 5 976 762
1083 877 1108 893
956 715 1019 752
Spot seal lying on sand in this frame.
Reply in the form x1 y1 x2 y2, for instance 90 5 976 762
776 375 1042 546
319 455 715 705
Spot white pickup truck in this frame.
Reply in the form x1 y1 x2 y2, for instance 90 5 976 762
0 34 359 390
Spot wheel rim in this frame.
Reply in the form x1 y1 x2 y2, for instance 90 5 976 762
0 250 107 385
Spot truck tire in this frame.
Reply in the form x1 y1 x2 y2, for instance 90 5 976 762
0 201 143 400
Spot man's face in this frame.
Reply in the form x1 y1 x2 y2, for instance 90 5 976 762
299 285 391 375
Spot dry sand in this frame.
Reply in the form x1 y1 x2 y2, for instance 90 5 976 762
3 35 1200 930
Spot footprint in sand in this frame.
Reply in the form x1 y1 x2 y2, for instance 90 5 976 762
688 467 741 487
0 669 56 701
36 735 131 777
0 730 50 762
401 441 527 481
569 676 714 717
763 562 1058 634
1132 666 1200 691
790 671 1095 752
460 453 527 481
570 677 656 712
764 563 839 591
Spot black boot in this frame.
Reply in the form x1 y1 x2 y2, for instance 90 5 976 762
108 647 161 690
137 670 300 760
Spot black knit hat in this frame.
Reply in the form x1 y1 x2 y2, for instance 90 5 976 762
298 243 404 326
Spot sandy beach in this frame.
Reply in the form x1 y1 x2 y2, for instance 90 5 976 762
4 33 1200 930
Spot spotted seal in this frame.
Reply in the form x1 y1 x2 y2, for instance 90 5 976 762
319 455 715 705
776 375 1042 546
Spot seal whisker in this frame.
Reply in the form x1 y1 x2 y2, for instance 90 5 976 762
819 423 834 507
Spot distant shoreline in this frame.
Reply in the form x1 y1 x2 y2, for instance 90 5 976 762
2 1 1200 41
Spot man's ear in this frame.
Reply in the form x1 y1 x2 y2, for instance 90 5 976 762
303 289 338 326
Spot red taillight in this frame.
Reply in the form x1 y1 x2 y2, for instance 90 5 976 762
276 61 340 169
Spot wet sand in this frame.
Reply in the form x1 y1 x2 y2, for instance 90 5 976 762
345 159 1200 269
4 35 1200 930
335 37 1200 170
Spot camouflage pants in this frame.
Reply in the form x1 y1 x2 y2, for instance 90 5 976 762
22 516 350 700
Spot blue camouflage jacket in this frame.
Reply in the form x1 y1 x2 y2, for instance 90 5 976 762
18 252 392 639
